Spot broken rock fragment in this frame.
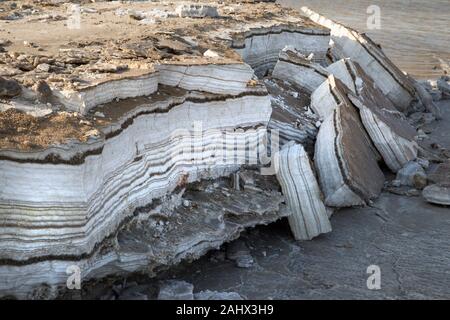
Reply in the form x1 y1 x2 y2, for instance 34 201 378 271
422 161 450 205
396 161 428 189
423 184 450 206
314 82 384 207
272 46 328 93
32 80 52 102
302 7 417 111
313 58 418 172
275 142 331 240
226 240 255 268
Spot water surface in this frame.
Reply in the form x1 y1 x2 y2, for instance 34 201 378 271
279 0 450 79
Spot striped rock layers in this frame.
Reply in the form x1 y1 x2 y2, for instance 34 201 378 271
272 46 329 93
232 25 330 77
276 142 331 240
324 59 419 172
314 78 385 207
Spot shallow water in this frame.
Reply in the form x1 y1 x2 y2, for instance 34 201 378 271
279 0 450 79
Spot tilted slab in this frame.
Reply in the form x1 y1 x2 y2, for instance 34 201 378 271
310 75 341 120
326 59 418 172
314 79 384 207
276 142 331 240
302 7 416 111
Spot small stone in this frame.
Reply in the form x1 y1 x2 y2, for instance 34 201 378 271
23 41 36 48
391 179 401 187
227 240 254 268
32 80 52 102
36 63 50 72
423 184 450 206
176 4 219 18
80 119 91 126
158 280 194 300
431 143 441 149
84 129 100 138
0 76 21 97
396 161 428 189
416 158 430 169
235 255 254 268
203 49 219 58
94 111 105 118
182 199 191 207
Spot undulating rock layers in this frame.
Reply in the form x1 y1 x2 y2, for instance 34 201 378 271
0 0 342 297
272 47 329 93
52 69 159 115
0 172 289 299
232 25 330 77
264 78 318 152
276 142 331 240
314 78 384 207
0 0 430 299
52 63 256 115
302 7 416 111
0 87 272 263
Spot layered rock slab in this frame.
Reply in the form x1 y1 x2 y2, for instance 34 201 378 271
0 172 288 299
0 87 272 263
272 46 329 93
232 24 330 77
311 58 418 173
302 7 416 111
264 77 318 152
338 59 419 172
314 79 384 207
276 142 331 240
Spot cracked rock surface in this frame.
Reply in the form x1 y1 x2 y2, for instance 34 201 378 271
148 192 449 300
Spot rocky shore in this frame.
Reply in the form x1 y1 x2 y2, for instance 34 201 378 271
0 1 449 299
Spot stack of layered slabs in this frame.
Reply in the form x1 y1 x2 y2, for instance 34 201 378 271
318 59 419 172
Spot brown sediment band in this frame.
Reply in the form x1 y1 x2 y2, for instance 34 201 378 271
0 91 268 165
